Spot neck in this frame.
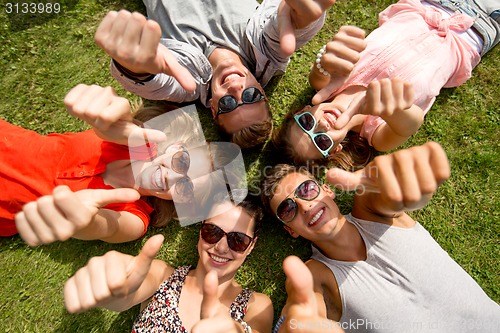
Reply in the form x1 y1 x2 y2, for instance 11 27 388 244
208 47 243 67
313 216 366 261
102 160 136 189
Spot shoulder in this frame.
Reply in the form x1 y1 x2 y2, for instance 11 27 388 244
245 291 274 332
306 259 336 287
248 291 272 308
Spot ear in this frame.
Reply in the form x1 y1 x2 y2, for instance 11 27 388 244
283 225 300 238
322 184 335 199
246 236 258 255
327 144 343 159
209 99 217 119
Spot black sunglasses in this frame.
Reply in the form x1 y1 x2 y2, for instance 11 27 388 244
276 180 321 223
294 112 334 158
200 223 254 252
216 87 265 117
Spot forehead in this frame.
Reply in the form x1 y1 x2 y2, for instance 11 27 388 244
205 204 254 233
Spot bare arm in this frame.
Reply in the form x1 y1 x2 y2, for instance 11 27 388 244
64 235 173 312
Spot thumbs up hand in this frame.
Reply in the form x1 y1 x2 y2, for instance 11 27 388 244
15 186 141 246
64 234 164 313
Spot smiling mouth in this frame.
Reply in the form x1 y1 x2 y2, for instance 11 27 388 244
309 208 325 226
152 167 165 190
209 253 230 263
221 71 243 85
323 111 339 128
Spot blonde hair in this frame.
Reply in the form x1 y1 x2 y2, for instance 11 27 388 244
132 102 207 228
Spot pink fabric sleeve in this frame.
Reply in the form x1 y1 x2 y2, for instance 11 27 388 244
359 116 386 146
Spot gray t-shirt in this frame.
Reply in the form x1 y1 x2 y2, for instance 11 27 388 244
311 214 500 333
111 0 325 106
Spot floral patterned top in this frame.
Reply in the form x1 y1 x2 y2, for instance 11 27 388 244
131 265 254 333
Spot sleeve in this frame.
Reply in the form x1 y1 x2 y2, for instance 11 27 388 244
359 115 386 147
246 0 327 65
103 199 154 237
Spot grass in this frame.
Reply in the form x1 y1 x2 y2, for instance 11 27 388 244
0 0 498 331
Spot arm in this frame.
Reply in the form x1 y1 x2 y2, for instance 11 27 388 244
326 142 450 225
15 186 145 246
94 10 196 93
241 293 274 333
276 256 344 333
64 84 166 146
64 235 173 312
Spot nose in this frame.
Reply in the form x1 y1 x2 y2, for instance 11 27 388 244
226 81 244 97
316 118 330 132
214 235 230 254
296 198 314 216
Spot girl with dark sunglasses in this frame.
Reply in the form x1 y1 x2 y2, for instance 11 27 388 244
1 85 233 246
273 0 499 172
64 197 273 333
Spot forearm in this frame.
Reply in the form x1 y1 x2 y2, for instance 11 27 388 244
74 209 144 243
309 65 331 91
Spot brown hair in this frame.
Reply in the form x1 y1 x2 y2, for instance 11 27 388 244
272 106 377 173
226 103 273 149
260 164 315 217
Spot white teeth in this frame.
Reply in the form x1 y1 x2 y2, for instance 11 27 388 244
153 168 164 190
324 112 337 125
310 209 324 225
223 73 240 83
210 253 229 263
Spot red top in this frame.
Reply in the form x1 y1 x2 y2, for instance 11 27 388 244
0 119 153 237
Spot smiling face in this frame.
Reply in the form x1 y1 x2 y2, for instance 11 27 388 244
197 203 256 281
210 58 270 134
135 143 213 201
288 104 349 161
268 172 343 243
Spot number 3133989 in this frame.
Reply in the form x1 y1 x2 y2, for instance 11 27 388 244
6 3 61 14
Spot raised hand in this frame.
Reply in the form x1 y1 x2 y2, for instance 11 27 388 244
64 234 164 313
15 186 140 246
326 142 450 213
95 10 196 93
279 0 337 56
64 84 166 146
278 256 344 333
191 271 243 333
311 26 366 104
333 78 415 130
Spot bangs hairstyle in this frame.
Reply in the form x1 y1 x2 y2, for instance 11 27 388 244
272 106 377 173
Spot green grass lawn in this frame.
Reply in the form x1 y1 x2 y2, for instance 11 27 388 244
0 0 498 331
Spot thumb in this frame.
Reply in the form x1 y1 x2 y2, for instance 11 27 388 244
200 270 221 319
128 234 164 276
278 3 296 57
90 188 141 207
334 93 365 130
312 85 336 105
283 256 315 306
158 46 197 93
326 168 378 194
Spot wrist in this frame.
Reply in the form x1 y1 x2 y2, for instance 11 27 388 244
315 45 330 77
113 60 155 83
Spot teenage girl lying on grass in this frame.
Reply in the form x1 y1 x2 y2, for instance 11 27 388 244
0 84 235 245
273 0 499 171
